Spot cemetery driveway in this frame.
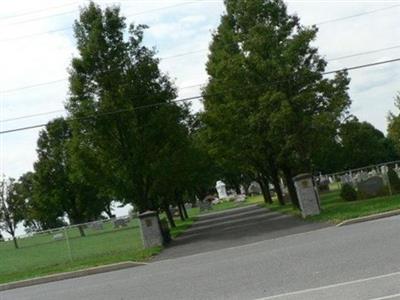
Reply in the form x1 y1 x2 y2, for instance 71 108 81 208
155 204 328 260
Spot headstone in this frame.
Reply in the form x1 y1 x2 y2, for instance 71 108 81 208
240 185 246 195
317 179 330 192
293 174 321 218
340 174 352 184
357 176 384 198
53 233 64 241
113 217 130 228
248 181 262 195
216 181 228 199
234 194 246 202
138 211 163 248
90 221 103 230
199 196 213 211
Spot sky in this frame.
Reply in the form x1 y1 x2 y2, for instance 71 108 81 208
0 0 399 183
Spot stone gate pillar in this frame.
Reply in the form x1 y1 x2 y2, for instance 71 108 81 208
138 211 163 248
293 173 321 218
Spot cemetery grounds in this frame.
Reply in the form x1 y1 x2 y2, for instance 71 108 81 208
0 199 256 285
3 180 400 285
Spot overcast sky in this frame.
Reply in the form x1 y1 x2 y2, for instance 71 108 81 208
1 0 400 181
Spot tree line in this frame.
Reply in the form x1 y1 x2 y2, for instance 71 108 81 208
1 0 399 247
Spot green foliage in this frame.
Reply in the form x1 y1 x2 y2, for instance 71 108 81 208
388 93 400 153
202 0 351 207
33 118 108 230
66 2 191 212
340 183 357 202
388 168 400 193
340 118 399 170
0 178 26 248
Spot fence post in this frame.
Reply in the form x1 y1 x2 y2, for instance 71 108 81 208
64 226 73 262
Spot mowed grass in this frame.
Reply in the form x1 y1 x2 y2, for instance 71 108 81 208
0 219 160 284
258 187 400 224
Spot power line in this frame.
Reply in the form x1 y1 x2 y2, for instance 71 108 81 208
0 1 203 34
2 43 397 94
2 57 400 134
316 4 400 25
329 45 400 61
323 57 400 75
1 50 209 94
0 95 203 134
3 10 78 26
2 2 398 42
0 2 79 21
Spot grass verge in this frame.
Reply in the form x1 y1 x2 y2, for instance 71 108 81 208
256 189 400 224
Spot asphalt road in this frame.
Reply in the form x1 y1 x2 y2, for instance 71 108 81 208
156 204 328 260
3 208 400 300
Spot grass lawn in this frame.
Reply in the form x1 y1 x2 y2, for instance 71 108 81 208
1 198 261 285
0 219 160 284
258 189 400 224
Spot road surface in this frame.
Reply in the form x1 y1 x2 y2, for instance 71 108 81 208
2 208 400 299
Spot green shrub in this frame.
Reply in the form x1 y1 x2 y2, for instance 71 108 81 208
388 168 400 193
340 183 357 201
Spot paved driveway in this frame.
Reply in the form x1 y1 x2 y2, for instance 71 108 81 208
155 204 328 260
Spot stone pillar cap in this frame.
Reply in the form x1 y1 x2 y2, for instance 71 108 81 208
293 173 312 181
138 210 157 218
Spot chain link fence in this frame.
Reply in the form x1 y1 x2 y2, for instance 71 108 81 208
0 215 144 282
317 160 400 196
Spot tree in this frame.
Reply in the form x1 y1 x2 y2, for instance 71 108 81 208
340 118 398 170
0 177 25 249
34 118 106 236
202 0 350 208
66 2 188 213
388 92 400 155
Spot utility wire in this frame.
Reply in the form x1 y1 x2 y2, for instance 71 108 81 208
0 2 79 21
2 43 397 94
1 57 400 134
0 95 202 134
316 4 400 25
0 1 202 32
1 50 208 94
1 2 398 42
329 45 400 61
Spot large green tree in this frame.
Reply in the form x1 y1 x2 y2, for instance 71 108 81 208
388 92 400 154
203 0 351 207
34 118 106 235
66 2 189 213
340 118 398 170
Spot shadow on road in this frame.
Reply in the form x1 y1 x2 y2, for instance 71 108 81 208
154 205 329 260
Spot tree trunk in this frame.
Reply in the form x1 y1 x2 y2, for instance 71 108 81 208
271 169 285 206
177 203 185 221
258 178 272 204
181 203 189 219
78 225 86 237
12 235 19 249
164 203 176 228
282 167 300 209
104 203 115 218
234 183 241 195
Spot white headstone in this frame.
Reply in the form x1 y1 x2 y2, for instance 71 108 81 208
216 180 228 199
